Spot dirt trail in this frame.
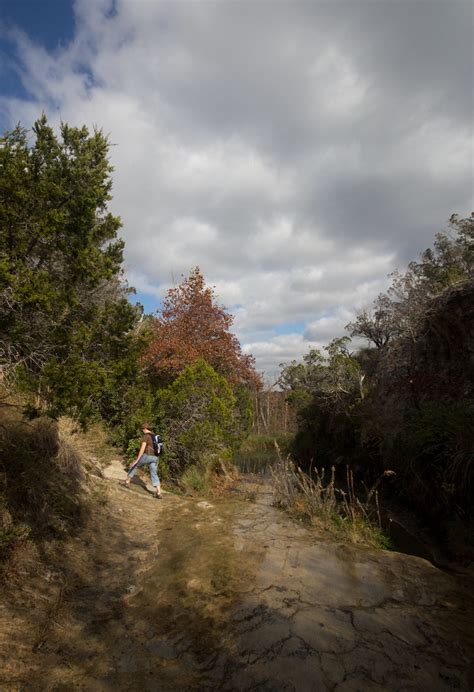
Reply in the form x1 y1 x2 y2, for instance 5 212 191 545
1 468 473 691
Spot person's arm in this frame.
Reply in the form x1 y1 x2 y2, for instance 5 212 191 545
129 441 147 469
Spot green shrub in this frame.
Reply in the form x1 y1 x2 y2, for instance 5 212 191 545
158 359 238 478
181 465 210 493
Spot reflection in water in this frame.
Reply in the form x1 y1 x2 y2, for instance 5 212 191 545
234 456 274 475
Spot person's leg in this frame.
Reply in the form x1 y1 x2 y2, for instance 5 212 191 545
149 460 162 497
125 456 147 485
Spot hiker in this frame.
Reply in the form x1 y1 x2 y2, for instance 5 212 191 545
123 423 162 498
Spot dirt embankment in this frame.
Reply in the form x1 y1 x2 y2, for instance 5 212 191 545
0 453 174 690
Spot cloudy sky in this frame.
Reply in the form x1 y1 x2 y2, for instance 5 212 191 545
0 0 472 379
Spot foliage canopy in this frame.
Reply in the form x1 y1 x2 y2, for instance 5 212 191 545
158 358 238 477
145 267 262 389
0 115 141 423
346 214 474 348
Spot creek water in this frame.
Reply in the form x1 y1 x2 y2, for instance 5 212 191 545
112 474 473 691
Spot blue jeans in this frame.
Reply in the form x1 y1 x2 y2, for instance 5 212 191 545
128 454 160 487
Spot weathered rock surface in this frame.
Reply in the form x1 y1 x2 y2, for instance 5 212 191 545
1 474 472 690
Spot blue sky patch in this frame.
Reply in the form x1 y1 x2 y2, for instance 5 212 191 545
274 321 306 336
0 0 75 52
133 291 161 316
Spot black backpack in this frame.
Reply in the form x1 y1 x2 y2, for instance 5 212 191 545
150 433 164 456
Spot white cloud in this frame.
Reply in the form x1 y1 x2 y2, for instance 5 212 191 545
309 48 369 119
244 333 321 384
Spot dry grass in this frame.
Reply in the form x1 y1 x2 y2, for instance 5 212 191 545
57 418 117 475
271 443 393 548
0 415 82 576
0 406 120 582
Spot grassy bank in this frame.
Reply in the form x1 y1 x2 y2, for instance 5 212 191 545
177 432 294 495
271 447 392 549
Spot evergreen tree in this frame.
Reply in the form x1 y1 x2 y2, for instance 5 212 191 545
0 115 140 423
159 359 238 476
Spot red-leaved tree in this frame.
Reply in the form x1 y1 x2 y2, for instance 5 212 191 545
145 267 262 389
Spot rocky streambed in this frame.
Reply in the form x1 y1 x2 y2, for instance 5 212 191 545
2 471 473 691
99 475 474 690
